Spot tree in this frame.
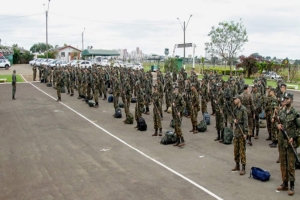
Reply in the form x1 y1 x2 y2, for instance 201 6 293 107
12 44 18 48
164 58 178 73
205 20 248 73
236 55 258 78
256 61 274 73
30 43 53 53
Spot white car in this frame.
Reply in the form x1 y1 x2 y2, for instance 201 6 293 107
56 60 68 67
48 60 59 67
29 58 40 66
132 62 143 70
41 59 54 66
35 59 45 67
100 59 110 66
0 59 11 69
77 60 92 68
113 61 124 68
70 60 80 67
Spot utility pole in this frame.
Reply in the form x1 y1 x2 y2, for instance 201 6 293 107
82 28 85 51
177 15 192 68
45 0 50 60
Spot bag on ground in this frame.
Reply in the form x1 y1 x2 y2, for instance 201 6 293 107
118 102 124 108
47 83 52 87
160 130 177 145
108 96 113 103
249 167 271 182
88 100 95 107
60 87 66 93
124 113 134 124
259 111 266 119
197 120 207 132
114 108 122 118
138 117 147 131
131 97 137 103
259 120 266 128
223 127 233 144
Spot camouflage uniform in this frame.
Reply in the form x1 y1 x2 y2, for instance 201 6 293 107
124 79 132 115
214 85 225 141
82 70 87 100
200 80 208 114
77 69 82 98
56 72 62 101
134 84 144 127
93 72 100 106
64 69 70 94
113 75 121 109
152 87 162 136
190 87 200 133
240 90 255 139
223 84 233 128
269 92 279 144
32 64 37 81
69 69 75 96
172 89 186 147
251 87 262 137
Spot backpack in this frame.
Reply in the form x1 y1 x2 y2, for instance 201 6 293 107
167 107 172 114
204 112 210 125
259 111 266 119
223 127 233 144
88 100 95 107
108 96 113 103
118 102 124 108
47 83 52 87
114 108 122 118
160 130 177 145
138 118 147 131
260 120 266 128
124 113 134 124
249 167 271 182
131 97 137 103
197 120 207 132
170 119 174 128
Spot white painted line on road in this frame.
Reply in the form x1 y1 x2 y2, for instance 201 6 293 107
20 74 28 83
28 82 223 200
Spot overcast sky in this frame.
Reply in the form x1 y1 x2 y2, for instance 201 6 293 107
0 0 299 59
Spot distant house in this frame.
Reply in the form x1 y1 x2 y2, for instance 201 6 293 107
55 45 82 62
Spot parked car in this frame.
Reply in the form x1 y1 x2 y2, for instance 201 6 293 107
35 59 45 67
264 71 281 80
70 60 80 67
56 60 68 67
100 59 110 66
113 60 124 68
41 59 54 66
0 59 11 69
132 62 143 70
76 60 92 68
48 60 59 68
29 58 40 66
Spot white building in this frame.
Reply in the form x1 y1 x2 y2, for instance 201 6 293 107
56 45 82 62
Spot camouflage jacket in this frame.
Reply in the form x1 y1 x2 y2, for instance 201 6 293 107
172 93 185 118
265 95 277 114
233 105 249 137
240 91 255 115
190 90 200 108
252 91 262 110
200 83 208 100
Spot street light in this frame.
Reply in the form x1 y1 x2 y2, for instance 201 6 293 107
44 0 51 60
177 15 192 66
82 28 85 51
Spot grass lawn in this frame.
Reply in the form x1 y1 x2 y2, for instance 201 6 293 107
0 75 24 83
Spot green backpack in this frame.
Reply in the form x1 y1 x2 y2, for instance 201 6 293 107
124 113 134 124
197 120 207 132
160 130 177 145
223 127 233 144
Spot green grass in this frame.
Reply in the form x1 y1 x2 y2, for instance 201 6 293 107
0 75 24 83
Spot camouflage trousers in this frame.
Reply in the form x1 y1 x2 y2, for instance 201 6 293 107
56 83 61 98
280 145 296 182
12 84 16 98
224 106 233 126
70 81 75 95
77 82 81 97
234 135 246 165
87 84 92 99
121 94 126 105
201 98 207 114
82 84 86 98
101 82 106 98
113 93 120 109
135 102 143 122
271 122 278 142
247 113 254 136
266 112 272 136
174 117 182 138
191 106 199 126
33 70 36 80
215 110 224 132
153 107 162 129
65 81 70 93
211 97 216 113
165 92 171 108
253 109 261 132
94 87 99 103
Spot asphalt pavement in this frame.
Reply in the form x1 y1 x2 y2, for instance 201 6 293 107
0 65 300 200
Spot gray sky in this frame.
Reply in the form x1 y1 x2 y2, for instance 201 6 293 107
0 0 299 59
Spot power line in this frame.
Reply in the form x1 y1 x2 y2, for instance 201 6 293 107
50 12 178 26
1 34 81 40
0 12 44 20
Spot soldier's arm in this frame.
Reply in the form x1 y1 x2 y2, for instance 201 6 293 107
243 108 249 135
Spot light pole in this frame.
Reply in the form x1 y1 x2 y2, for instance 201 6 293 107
82 28 85 51
177 15 192 67
44 0 51 60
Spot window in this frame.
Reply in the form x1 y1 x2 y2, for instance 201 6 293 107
61 52 65 57
68 52 70 56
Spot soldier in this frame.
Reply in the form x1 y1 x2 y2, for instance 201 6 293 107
93 71 100 108
231 95 248 175
189 83 200 134
214 83 225 142
86 69 92 100
112 74 120 111
268 88 279 148
223 81 233 128
279 83 287 101
12 70 17 100
56 70 62 102
134 81 144 129
172 84 186 147
238 73 245 94
69 68 75 96
276 93 299 196
209 78 217 116
200 79 208 115
123 78 132 116
101 69 108 100
157 79 164 119
77 68 83 99
32 63 37 81
152 85 162 136
264 86 272 140
164 73 172 112
252 84 262 139
144 75 151 115
260 74 267 94
240 84 255 146
81 69 87 101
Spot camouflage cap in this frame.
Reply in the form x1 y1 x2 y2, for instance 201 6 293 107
284 92 293 100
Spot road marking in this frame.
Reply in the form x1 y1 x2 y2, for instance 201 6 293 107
28 82 223 200
20 74 28 83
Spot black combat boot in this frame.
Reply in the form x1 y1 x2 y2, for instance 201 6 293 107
248 136 252 146
67 90 70 94
254 130 259 139
173 138 180 146
159 128 162 136
193 126 198 134
288 181 294 196
277 182 288 191
266 132 272 140
94 102 99 108
164 107 169 112
178 137 185 147
145 107 150 115
161 114 163 120
231 162 240 172
239 165 246 175
152 129 158 136
270 140 277 148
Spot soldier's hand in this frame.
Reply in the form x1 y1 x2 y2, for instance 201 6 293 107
244 135 247 140
234 119 238 124
253 114 255 119
277 124 283 130
178 112 180 117
289 138 293 145
220 110 222 114
271 118 274 123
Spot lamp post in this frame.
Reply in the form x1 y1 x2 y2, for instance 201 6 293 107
82 28 85 51
177 15 192 67
44 0 51 60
